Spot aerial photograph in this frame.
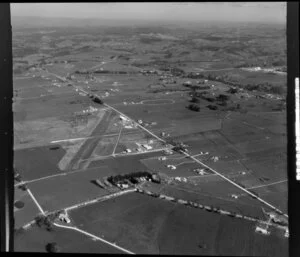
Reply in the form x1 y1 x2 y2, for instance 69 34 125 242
12 2 288 256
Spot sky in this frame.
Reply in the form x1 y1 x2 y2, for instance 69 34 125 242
11 2 286 24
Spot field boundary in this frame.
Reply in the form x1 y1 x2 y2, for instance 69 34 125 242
135 188 287 231
103 101 288 217
53 222 135 254
50 70 289 218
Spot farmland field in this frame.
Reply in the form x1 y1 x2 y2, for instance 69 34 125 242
13 10 288 256
14 187 41 228
14 224 123 253
69 192 287 256
27 166 111 212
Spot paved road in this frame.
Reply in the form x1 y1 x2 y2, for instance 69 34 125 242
48 70 289 218
193 67 236 72
103 102 288 218
112 126 123 156
25 182 136 254
27 188 45 215
53 222 135 254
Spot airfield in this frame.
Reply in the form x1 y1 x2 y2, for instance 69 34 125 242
13 30 288 255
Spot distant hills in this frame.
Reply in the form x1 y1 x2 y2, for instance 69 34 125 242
12 16 285 30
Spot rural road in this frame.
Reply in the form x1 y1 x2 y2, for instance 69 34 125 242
193 67 236 72
103 102 289 218
26 183 136 254
48 70 289 218
53 222 135 254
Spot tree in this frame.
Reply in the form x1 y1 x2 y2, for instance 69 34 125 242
18 184 27 191
14 227 25 236
217 94 230 102
46 242 59 253
35 214 53 231
92 96 103 104
187 104 200 112
190 96 199 103
145 133 152 143
227 87 238 94
206 105 218 110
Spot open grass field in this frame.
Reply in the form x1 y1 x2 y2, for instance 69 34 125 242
16 86 49 98
14 92 98 122
27 166 110 212
147 183 265 219
14 224 123 253
13 22 288 255
14 145 66 181
88 152 162 173
69 192 287 256
201 68 286 87
141 155 205 177
14 188 41 228
13 77 51 89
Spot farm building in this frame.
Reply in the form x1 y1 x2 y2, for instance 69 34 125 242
167 165 176 170
142 144 152 150
95 179 105 189
284 228 289 238
164 149 173 155
58 213 71 224
120 115 128 121
255 226 270 235
183 81 192 86
151 174 161 183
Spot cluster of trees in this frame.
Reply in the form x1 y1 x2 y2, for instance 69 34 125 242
185 72 285 95
107 171 152 185
185 72 205 79
187 104 200 112
189 92 243 112
18 184 27 191
92 96 103 104
227 87 238 94
206 105 218 110
46 242 60 253
215 94 230 107
76 69 133 75
169 67 185 76
190 96 200 103
172 143 187 153
183 83 209 92
150 87 189 94
88 94 103 104
216 94 230 102
35 214 53 231
164 139 187 153
74 70 89 74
